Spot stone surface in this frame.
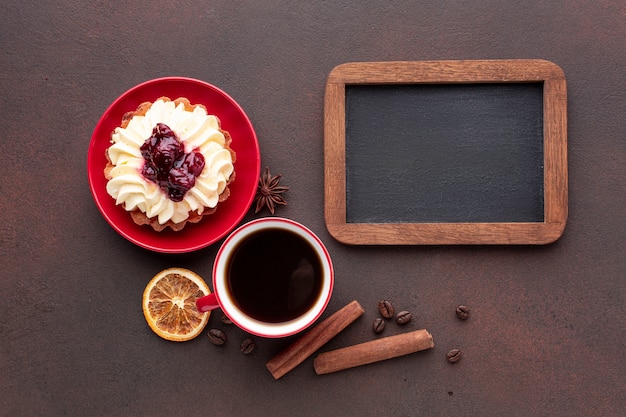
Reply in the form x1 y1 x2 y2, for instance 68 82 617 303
1 1 624 416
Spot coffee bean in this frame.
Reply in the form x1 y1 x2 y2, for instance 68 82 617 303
447 349 462 363
372 317 386 333
378 300 395 319
456 305 470 320
221 314 233 325
207 329 226 345
240 338 255 354
395 310 412 324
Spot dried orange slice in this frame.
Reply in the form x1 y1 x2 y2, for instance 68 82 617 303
142 267 211 342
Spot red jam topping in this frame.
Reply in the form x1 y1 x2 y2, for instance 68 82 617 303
140 123 205 202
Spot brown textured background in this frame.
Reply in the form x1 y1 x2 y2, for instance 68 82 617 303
1 1 624 416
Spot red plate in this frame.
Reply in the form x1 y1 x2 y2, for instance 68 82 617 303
88 77 260 253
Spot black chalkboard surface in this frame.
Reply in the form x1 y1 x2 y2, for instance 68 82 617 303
324 60 567 245
345 83 545 223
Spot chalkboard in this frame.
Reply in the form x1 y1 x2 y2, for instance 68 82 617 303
324 60 567 245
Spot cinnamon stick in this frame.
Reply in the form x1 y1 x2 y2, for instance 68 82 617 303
266 300 364 379
313 329 434 375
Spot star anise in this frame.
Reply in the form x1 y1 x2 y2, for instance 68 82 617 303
254 167 289 214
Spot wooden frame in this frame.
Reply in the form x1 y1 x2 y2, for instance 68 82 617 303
324 60 567 245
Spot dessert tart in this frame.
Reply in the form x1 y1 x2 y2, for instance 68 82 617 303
104 97 236 231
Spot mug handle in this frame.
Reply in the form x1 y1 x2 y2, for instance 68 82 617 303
196 292 219 313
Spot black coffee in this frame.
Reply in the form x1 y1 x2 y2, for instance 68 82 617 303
227 228 324 323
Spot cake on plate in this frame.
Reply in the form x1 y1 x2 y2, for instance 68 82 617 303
104 97 236 231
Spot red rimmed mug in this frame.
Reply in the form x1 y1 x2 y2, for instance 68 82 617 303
196 217 334 338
